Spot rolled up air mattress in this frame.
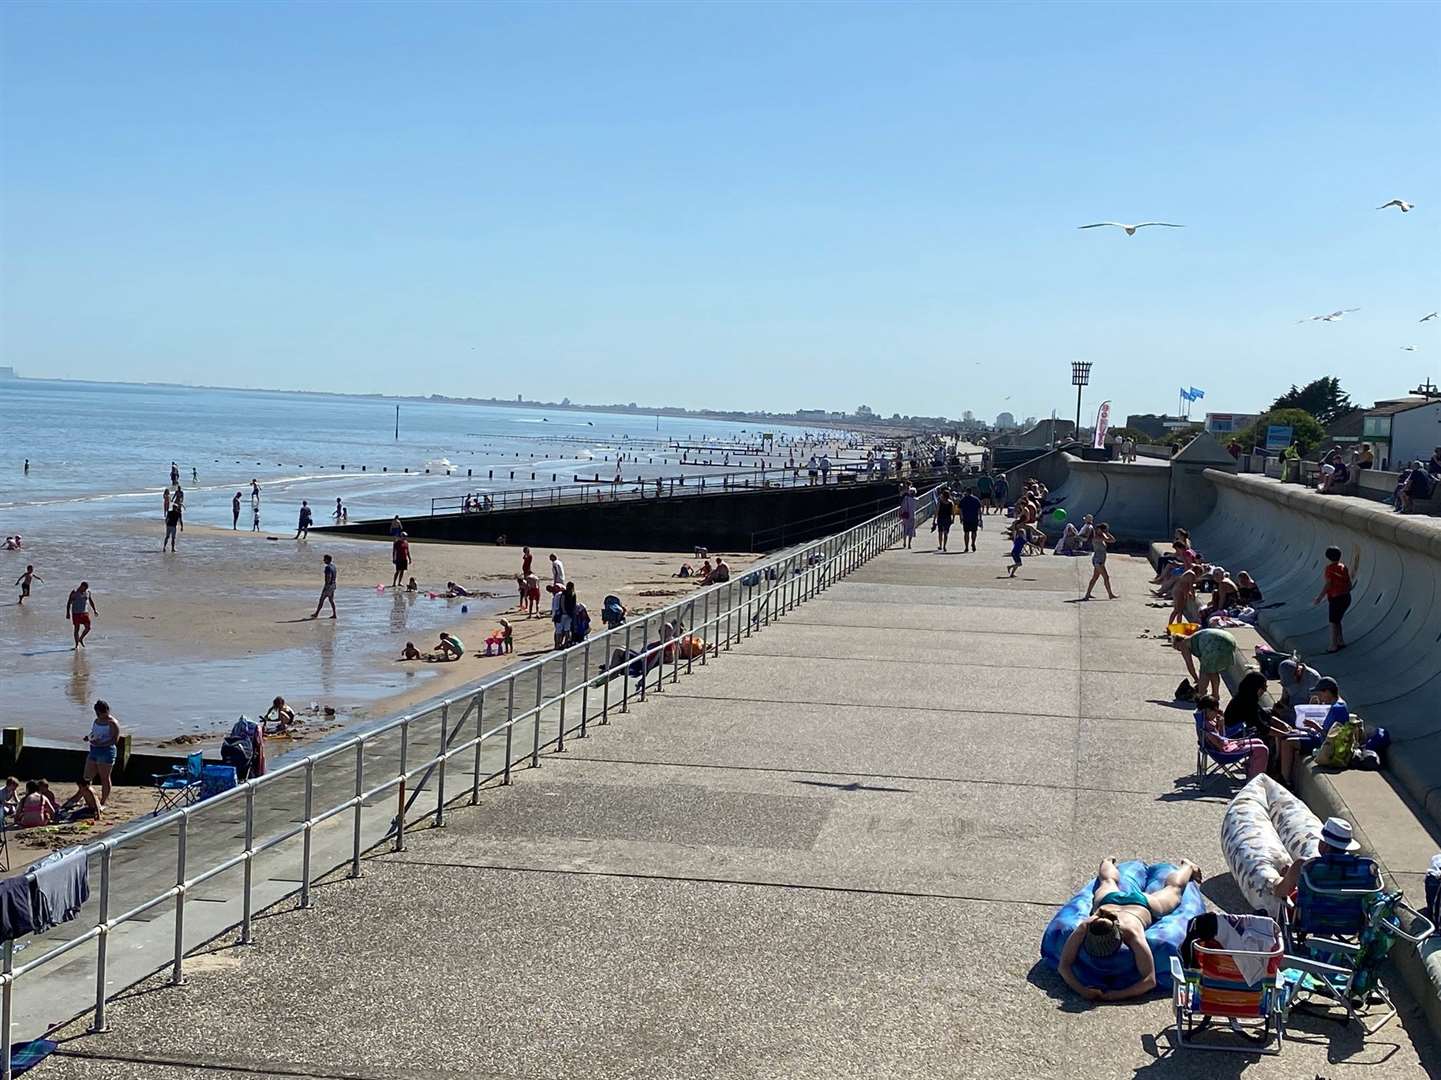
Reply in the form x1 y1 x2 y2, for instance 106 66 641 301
1039 860 1205 992
1221 774 1322 917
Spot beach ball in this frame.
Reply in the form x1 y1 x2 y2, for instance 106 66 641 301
1050 508 1067 523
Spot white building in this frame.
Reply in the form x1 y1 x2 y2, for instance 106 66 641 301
1362 396 1441 470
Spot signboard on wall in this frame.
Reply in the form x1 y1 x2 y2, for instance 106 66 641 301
1265 424 1294 451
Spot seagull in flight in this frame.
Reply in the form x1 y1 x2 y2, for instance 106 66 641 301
1377 199 1414 212
1297 308 1360 323
1078 222 1185 236
1401 345 1419 351
1421 312 1438 322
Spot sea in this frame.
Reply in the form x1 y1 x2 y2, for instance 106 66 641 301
0 378 828 745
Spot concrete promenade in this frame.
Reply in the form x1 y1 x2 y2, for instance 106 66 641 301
34 528 1439 1078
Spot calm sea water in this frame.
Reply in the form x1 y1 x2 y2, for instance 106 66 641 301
0 379 826 744
0 378 818 524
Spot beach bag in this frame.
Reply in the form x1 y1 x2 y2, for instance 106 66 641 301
1315 719 1362 768
1352 749 1381 771
1254 645 1283 680
1174 679 1195 703
740 571 761 588
573 605 591 640
1364 726 1391 753
220 735 253 775
601 595 625 628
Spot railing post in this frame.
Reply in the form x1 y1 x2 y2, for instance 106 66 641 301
580 642 591 737
241 783 257 939
300 759 315 908
436 702 449 827
172 813 188 984
471 688 485 803
504 680 515 784
724 583 733 650
351 741 364 877
395 718 410 853
701 589 711 663
557 659 569 751
531 666 543 767
2 940 12 1080
621 624 633 712
600 637 612 722
91 846 112 1032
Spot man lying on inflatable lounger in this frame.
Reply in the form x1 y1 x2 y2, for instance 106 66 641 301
1058 857 1202 1001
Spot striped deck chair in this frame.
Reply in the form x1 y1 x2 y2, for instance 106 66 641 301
1170 924 1289 1054
1192 710 1249 789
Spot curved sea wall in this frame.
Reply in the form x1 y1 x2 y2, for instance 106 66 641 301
1005 451 1172 544
1190 470 1441 820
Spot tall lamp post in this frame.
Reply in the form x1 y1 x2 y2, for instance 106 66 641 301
1071 361 1092 440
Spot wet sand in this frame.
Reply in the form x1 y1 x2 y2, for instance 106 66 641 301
2 516 752 750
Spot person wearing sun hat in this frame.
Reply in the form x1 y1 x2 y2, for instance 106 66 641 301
1271 816 1373 899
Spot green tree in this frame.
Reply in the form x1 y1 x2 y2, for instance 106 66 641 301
1269 377 1353 426
1235 408 1327 455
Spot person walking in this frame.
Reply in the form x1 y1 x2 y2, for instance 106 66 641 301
958 487 982 552
15 564 43 605
549 553 565 588
899 485 918 549
232 490 242 530
67 581 98 648
83 699 121 807
295 500 313 540
162 499 182 552
1081 522 1118 600
392 530 411 588
311 554 338 619
976 470 994 514
1314 545 1358 653
169 461 180 486
933 487 954 552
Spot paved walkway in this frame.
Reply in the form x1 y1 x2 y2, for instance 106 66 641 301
33 526 1439 1078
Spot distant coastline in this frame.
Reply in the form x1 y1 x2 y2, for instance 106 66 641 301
4 373 935 434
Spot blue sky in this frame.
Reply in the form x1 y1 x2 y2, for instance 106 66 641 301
2 1 1437 424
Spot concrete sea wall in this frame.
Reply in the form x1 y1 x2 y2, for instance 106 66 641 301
1190 471 1441 821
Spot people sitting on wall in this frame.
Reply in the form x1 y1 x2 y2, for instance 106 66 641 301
1235 571 1263 606
1268 676 1348 787
1198 566 1239 624
1316 449 1351 494
1430 446 1441 478
1396 461 1435 513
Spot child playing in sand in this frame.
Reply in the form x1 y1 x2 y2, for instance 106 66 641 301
499 619 514 653
261 696 296 735
401 642 422 660
523 573 541 617
406 577 418 593
436 632 464 661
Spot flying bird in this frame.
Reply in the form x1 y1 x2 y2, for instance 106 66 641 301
1297 308 1360 323
1401 345 1419 351
1376 200 1414 212
1421 312 1438 322
1078 222 1185 236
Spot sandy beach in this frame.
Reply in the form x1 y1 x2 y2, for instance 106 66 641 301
4 514 755 752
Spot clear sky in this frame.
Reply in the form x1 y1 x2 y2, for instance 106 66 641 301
2 1 1437 424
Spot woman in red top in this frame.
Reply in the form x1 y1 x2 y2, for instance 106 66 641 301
1314 545 1359 653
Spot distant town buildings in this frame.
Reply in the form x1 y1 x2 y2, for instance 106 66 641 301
996 411 1016 429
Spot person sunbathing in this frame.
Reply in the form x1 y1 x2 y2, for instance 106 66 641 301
1058 857 1202 1002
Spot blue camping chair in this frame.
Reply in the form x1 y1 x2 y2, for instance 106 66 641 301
152 751 204 815
1193 710 1249 788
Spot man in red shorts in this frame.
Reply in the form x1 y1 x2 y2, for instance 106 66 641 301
67 581 98 648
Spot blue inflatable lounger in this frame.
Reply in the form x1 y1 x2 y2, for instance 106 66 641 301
1040 860 1206 992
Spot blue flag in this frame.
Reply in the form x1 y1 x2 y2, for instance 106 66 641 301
1180 387 1194 401
1188 386 1205 400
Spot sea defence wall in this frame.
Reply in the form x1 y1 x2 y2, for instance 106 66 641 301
1189 471 1441 821
323 479 927 553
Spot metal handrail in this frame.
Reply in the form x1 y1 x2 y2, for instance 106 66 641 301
0 491 937 1076
425 461 969 517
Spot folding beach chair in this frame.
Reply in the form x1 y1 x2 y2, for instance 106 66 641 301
1281 853 1383 948
1283 882 1435 1035
152 751 204 815
1192 710 1249 789
1171 920 1290 1054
